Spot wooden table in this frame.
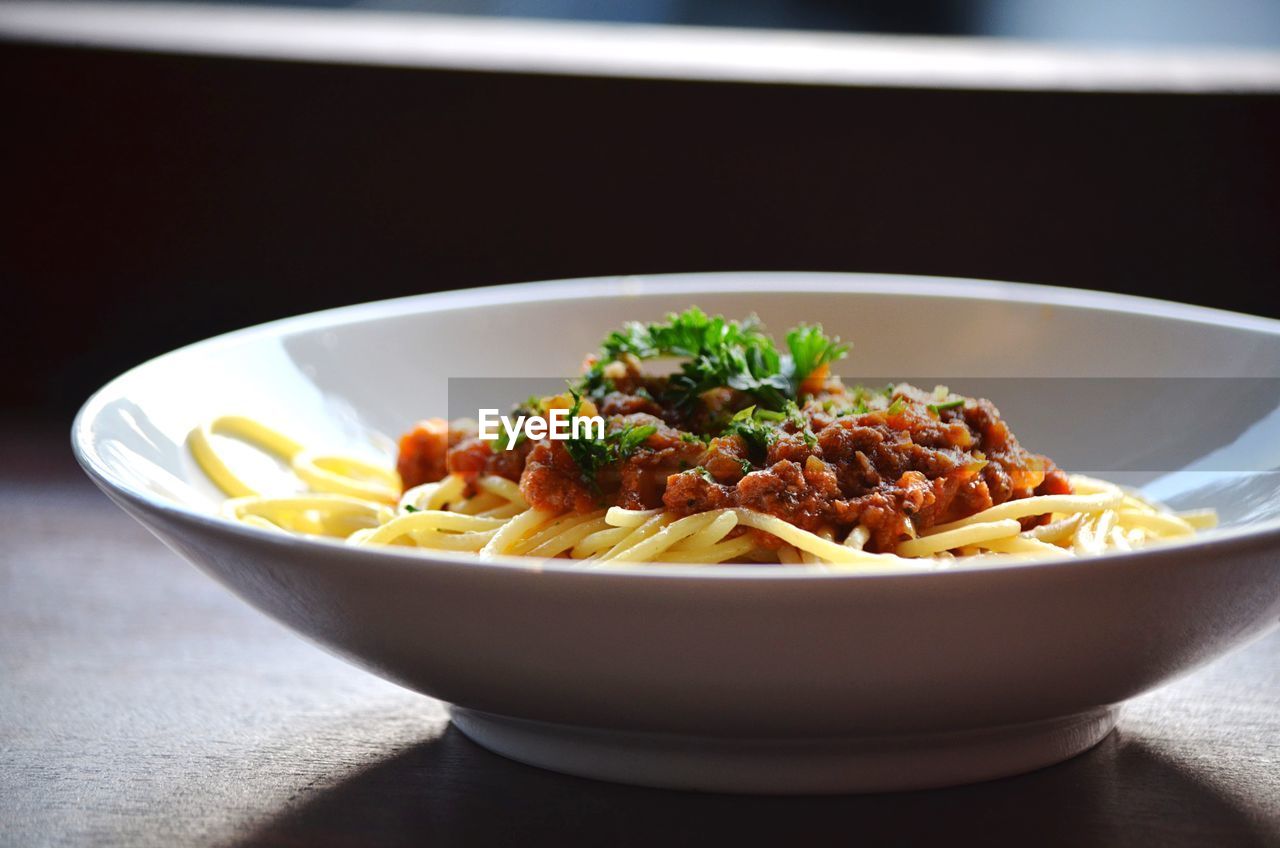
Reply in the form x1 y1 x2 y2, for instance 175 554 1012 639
3 423 1278 846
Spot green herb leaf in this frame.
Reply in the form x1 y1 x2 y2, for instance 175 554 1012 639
575 365 613 401
722 405 775 463
590 308 791 411
403 504 420 513
560 406 659 492
616 424 658 455
784 401 818 448
927 399 965 413
837 399 870 417
580 308 855 418
785 324 849 392
492 426 527 452
491 398 539 452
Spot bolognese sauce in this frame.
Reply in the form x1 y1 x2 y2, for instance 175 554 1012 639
396 310 1070 555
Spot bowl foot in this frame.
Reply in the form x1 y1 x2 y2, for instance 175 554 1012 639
450 705 1119 794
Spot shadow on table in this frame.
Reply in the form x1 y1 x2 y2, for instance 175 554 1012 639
234 724 1277 847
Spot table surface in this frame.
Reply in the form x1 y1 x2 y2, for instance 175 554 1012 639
2 424 1277 847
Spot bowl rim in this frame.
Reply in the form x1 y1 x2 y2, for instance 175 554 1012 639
72 270 1280 582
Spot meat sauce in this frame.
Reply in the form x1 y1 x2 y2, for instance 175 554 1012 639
396 380 1070 554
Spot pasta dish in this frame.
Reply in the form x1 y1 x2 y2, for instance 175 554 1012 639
189 309 1214 569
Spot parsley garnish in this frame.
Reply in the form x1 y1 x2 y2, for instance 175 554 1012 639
719 401 816 461
578 366 615 401
837 400 870 416
560 391 658 491
692 465 718 484
601 307 767 361
786 324 849 390
722 405 775 463
403 504 420 513
584 308 848 412
492 399 537 451
492 427 527 452
784 401 818 447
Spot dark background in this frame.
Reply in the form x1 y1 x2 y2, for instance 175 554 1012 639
2 40 1278 420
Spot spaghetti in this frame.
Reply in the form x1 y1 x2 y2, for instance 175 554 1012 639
187 309 1216 569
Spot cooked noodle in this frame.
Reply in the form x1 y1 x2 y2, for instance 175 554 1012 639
189 415 1215 570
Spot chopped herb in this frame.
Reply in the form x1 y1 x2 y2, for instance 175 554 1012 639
617 423 658 455
885 398 907 416
560 390 658 491
927 399 965 413
577 308 852 420
491 397 541 451
601 307 767 361
737 457 754 476
786 323 849 391
784 401 818 448
717 402 817 458
492 426 527 452
585 308 789 411
577 365 614 401
722 405 774 463
679 431 709 445
693 465 717 484
403 504 420 513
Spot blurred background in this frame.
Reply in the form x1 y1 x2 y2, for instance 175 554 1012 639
71 0 1280 46
2 0 1278 424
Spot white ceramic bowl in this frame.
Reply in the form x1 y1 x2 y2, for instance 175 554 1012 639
73 273 1280 793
